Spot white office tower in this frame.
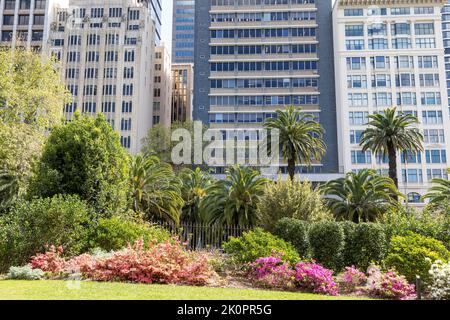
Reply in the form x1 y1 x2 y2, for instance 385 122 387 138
153 44 172 127
333 0 450 205
0 0 66 50
47 0 155 154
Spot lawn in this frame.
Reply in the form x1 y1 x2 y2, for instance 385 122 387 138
0 280 368 300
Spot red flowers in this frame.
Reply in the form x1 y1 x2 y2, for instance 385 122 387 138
30 239 214 286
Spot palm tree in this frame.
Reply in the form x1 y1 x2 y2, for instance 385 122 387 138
129 154 183 224
359 108 423 193
321 169 401 223
0 169 19 210
200 166 268 226
264 106 326 181
423 170 450 212
179 167 213 223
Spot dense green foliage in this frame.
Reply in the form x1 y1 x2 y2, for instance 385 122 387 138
201 166 268 227
322 170 400 222
30 114 129 216
0 195 92 272
423 173 450 213
223 228 300 264
274 218 310 257
345 223 387 271
129 154 183 224
264 106 326 180
385 232 450 284
258 179 331 232
308 221 345 270
89 216 171 251
340 221 357 268
0 49 70 129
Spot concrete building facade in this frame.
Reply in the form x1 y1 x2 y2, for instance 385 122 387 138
0 0 65 50
153 44 172 127
193 0 339 178
47 0 156 154
333 0 450 203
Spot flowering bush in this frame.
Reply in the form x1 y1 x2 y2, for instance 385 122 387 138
7 265 44 280
78 239 214 286
30 245 66 273
365 265 416 300
294 262 339 296
429 260 450 300
248 257 295 289
339 266 367 293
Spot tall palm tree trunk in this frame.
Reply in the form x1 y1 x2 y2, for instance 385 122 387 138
287 157 296 181
387 141 399 201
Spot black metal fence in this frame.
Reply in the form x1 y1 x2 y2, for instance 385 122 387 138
152 220 252 250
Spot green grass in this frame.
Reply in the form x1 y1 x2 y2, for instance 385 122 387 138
0 280 368 300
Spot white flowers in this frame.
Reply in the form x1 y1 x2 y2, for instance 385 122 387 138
429 260 450 300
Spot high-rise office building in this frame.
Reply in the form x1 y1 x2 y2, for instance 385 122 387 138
172 0 194 63
443 2 450 115
333 0 450 204
153 44 172 127
193 0 338 178
0 0 64 50
171 63 193 122
150 0 162 45
47 0 156 154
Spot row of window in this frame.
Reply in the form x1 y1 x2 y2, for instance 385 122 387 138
347 74 440 89
347 92 442 107
65 67 134 80
211 27 316 38
350 129 446 145
346 56 438 71
345 23 435 37
351 150 447 164
209 95 319 106
346 38 437 50
210 61 317 72
66 84 134 96
210 77 318 89
210 44 317 55
344 7 434 17
211 0 316 6
211 11 316 22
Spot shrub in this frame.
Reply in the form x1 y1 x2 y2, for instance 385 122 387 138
7 266 44 280
30 113 130 216
89 216 171 251
365 265 416 300
223 228 299 265
274 218 309 257
30 245 66 273
385 232 450 284
338 266 367 293
258 180 331 232
248 257 295 290
383 209 450 249
294 262 339 296
308 221 344 270
346 223 387 271
0 195 92 272
79 239 214 286
429 260 450 300
340 221 357 268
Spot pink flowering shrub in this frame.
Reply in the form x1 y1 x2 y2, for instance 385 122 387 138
294 262 339 296
30 245 66 273
248 257 295 289
79 239 214 286
339 266 367 293
29 239 215 286
365 265 416 300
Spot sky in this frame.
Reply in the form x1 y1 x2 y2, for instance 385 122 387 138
161 1 173 53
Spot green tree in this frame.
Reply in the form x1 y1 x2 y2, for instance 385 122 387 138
322 169 401 223
0 48 70 129
0 169 19 212
258 179 332 232
423 170 450 213
129 154 183 224
31 113 129 216
141 121 209 167
264 106 326 181
179 167 213 223
359 108 423 193
200 166 268 226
